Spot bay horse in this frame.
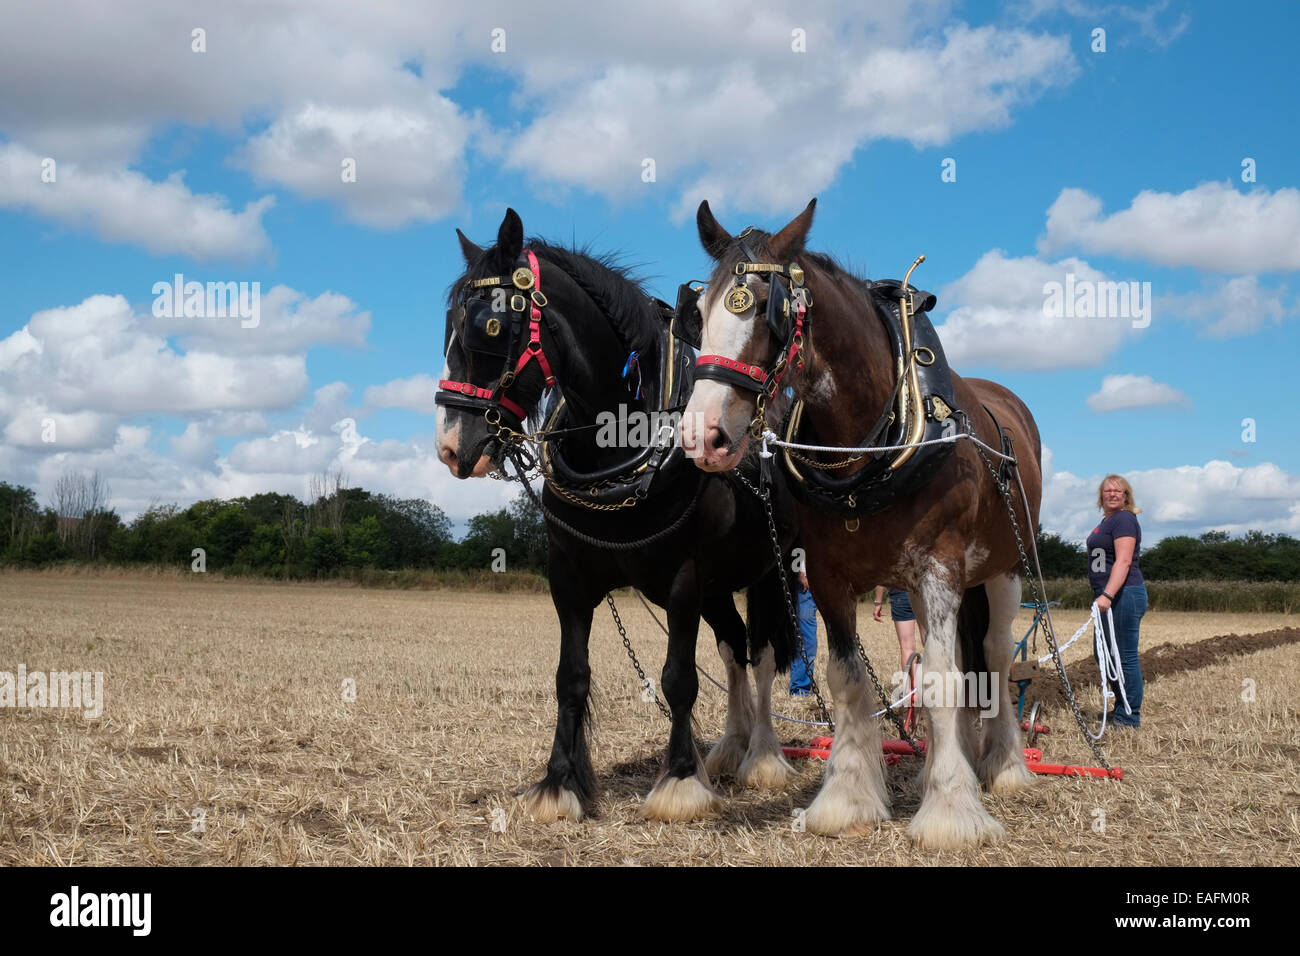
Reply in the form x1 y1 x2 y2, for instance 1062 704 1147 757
435 208 801 822
681 199 1043 848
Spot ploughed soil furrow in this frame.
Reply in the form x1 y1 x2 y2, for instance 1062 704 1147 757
1023 627 1300 711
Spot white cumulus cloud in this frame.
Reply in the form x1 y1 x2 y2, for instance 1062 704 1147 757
1158 275 1293 338
933 250 1146 370
0 143 274 262
1039 182 1300 273
1086 374 1190 412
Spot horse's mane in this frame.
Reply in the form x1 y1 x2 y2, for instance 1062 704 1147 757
530 240 658 337
447 238 660 352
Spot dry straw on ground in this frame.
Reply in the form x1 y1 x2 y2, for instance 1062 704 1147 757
2 570 1296 866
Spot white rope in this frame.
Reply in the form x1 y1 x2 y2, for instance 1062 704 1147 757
1041 602 1132 739
760 428 1017 462
872 684 917 719
1036 614 1091 663
774 712 832 728
1089 602 1132 739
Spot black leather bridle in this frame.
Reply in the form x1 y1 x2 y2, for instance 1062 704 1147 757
691 232 811 436
436 249 557 434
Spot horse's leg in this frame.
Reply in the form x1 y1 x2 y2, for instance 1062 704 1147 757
738 569 796 789
642 564 720 821
703 596 754 780
803 592 889 835
521 569 598 822
977 573 1035 794
908 566 1004 848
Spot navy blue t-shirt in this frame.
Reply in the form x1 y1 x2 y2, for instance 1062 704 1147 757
1086 510 1143 593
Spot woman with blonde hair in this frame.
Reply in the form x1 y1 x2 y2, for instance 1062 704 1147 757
1087 474 1148 728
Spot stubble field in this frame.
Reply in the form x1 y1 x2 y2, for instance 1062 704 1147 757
2 569 1297 866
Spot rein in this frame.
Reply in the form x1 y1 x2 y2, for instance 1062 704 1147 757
506 449 707 550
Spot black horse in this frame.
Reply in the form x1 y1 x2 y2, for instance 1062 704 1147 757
435 209 800 821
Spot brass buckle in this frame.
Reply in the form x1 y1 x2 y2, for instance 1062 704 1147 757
510 293 527 312
531 290 548 308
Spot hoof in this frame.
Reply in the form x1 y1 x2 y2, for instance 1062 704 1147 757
641 774 721 822
705 733 748 779
803 783 890 836
981 757 1035 795
520 783 584 822
737 748 795 790
908 790 1004 849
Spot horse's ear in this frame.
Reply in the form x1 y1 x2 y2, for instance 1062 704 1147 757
497 208 525 263
696 200 732 260
456 228 483 265
768 198 817 262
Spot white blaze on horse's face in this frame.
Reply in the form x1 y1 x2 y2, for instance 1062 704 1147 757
434 353 463 477
435 338 494 479
682 275 762 472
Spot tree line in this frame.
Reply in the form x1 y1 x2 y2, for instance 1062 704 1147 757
1033 527 1300 581
0 472 547 576
2 472 1297 582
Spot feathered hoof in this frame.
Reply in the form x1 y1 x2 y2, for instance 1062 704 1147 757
980 755 1035 795
705 733 748 779
908 790 1004 849
737 748 795 790
641 774 721 822
803 785 890 836
519 782 585 823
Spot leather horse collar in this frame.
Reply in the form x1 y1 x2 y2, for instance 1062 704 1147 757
778 269 964 518
538 297 697 508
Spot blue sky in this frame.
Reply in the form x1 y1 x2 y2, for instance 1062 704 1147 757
1 0 1297 542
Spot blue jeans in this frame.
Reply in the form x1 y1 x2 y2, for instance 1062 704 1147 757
1095 582 1147 726
789 589 818 694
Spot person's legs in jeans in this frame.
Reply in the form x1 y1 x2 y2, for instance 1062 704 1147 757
1097 584 1146 725
789 589 818 694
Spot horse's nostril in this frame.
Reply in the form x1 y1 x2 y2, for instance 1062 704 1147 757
715 426 732 453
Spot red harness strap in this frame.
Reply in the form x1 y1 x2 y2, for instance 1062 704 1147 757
695 277 807 392
695 354 768 384
438 248 555 423
438 379 527 422
513 249 556 387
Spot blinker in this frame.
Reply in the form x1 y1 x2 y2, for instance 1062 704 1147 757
673 282 703 349
766 273 791 342
463 299 515 358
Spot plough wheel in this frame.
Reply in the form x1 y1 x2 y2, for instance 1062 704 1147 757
1026 700 1042 749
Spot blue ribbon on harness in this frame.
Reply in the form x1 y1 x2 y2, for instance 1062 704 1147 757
622 350 642 399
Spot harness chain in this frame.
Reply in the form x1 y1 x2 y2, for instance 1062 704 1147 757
506 450 704 551
732 468 930 756
785 447 869 469
854 633 927 758
962 414 1114 772
607 594 672 720
730 470 833 728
